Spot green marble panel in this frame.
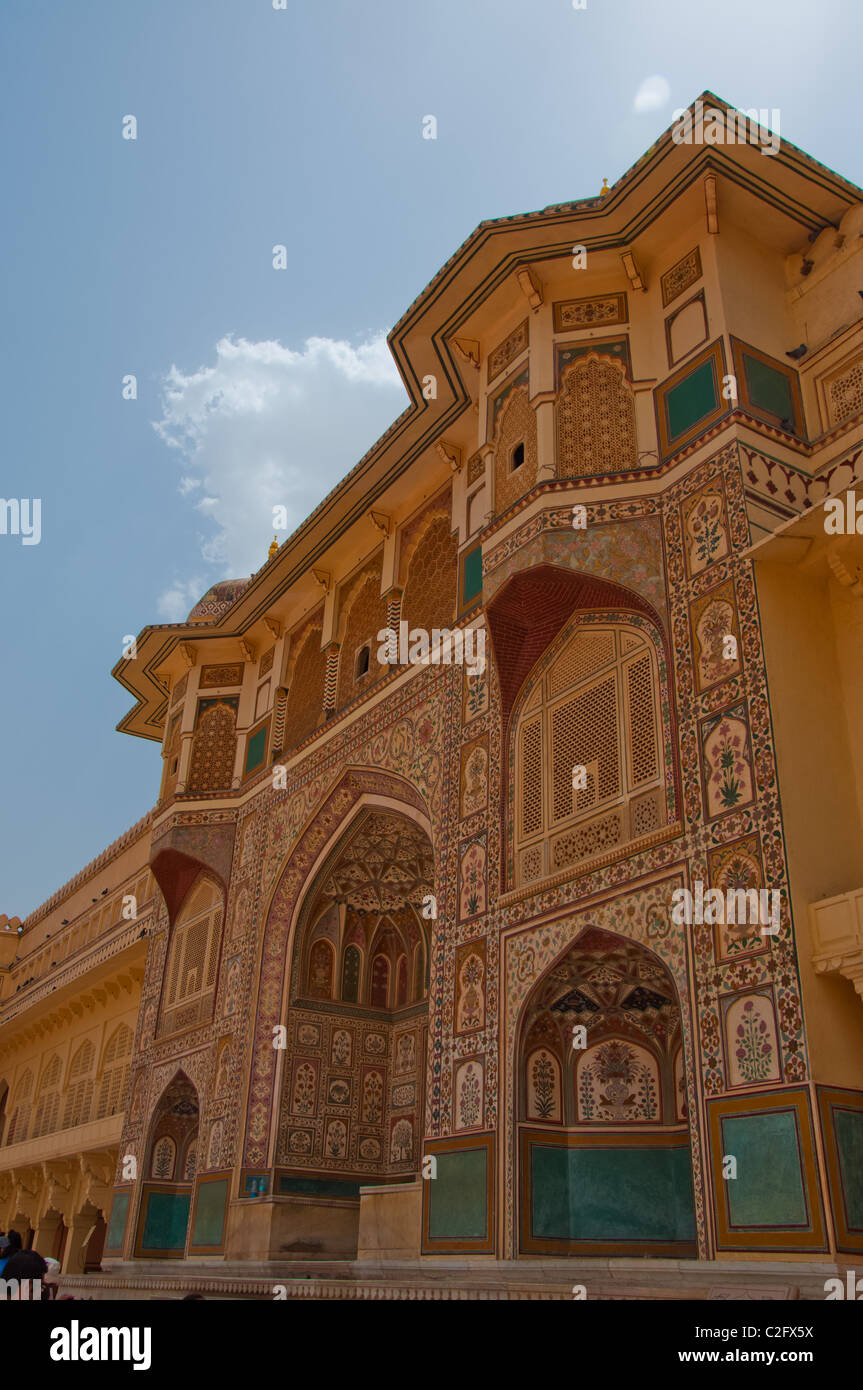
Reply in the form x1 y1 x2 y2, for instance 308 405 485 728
722 1110 807 1227
140 1190 191 1252
530 1142 695 1241
245 725 267 774
835 1107 863 1231
462 546 483 605
104 1190 130 1251
665 359 718 440
191 1179 228 1248
428 1147 488 1240
743 353 793 421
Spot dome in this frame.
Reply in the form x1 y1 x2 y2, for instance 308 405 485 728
187 577 252 624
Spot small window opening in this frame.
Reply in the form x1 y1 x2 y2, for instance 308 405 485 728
511 441 525 471
355 644 371 680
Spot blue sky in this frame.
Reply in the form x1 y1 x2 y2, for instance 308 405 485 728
1 0 859 919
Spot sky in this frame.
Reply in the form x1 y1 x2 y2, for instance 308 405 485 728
1 0 860 919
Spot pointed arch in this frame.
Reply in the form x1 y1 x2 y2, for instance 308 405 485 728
6 1068 34 1145
511 614 670 887
96 1024 133 1120
399 512 458 636
370 954 390 1008
32 1055 62 1139
243 768 435 1171
396 954 408 1008
516 924 695 1257
341 943 362 1003
283 606 326 748
159 873 224 1038
134 1070 200 1258
335 554 388 711
62 1039 95 1129
307 938 335 999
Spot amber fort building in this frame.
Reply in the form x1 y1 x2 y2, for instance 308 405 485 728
3 94 863 1299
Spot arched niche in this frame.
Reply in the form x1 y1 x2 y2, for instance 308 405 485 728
517 926 696 1257
276 805 434 1187
158 874 224 1038
134 1071 199 1259
510 614 673 888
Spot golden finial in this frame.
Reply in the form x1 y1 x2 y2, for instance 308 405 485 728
268 535 279 560
600 177 611 198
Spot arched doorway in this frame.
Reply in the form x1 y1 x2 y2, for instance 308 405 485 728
270 806 433 1247
517 926 696 1257
133 1072 199 1258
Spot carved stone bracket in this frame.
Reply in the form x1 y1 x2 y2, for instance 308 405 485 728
620 252 646 293
704 174 719 235
451 337 481 370
810 885 863 1000
516 266 543 311
436 440 463 474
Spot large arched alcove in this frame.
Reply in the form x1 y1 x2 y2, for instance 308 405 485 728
157 874 224 1038
274 806 434 1185
241 767 434 1174
509 612 674 889
133 1071 199 1258
517 926 696 1257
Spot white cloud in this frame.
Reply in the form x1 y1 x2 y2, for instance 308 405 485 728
633 76 671 113
157 576 208 623
153 332 408 618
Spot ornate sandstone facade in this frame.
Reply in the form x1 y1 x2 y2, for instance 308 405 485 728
3 94 863 1281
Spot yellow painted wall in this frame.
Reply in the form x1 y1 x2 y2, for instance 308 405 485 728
756 557 863 1086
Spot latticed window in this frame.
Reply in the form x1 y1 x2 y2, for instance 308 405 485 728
556 353 637 477
6 1069 34 1145
95 1025 133 1120
62 1040 95 1129
514 622 666 886
187 700 238 794
32 1055 62 1139
160 877 223 1037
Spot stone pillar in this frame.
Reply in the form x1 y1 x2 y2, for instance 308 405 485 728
62 1212 97 1275
533 394 556 481
175 732 194 794
323 643 340 719
32 1208 61 1259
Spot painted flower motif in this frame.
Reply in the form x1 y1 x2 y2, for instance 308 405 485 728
707 719 751 810
459 1068 482 1127
733 1000 774 1082
687 494 726 567
531 1052 556 1119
